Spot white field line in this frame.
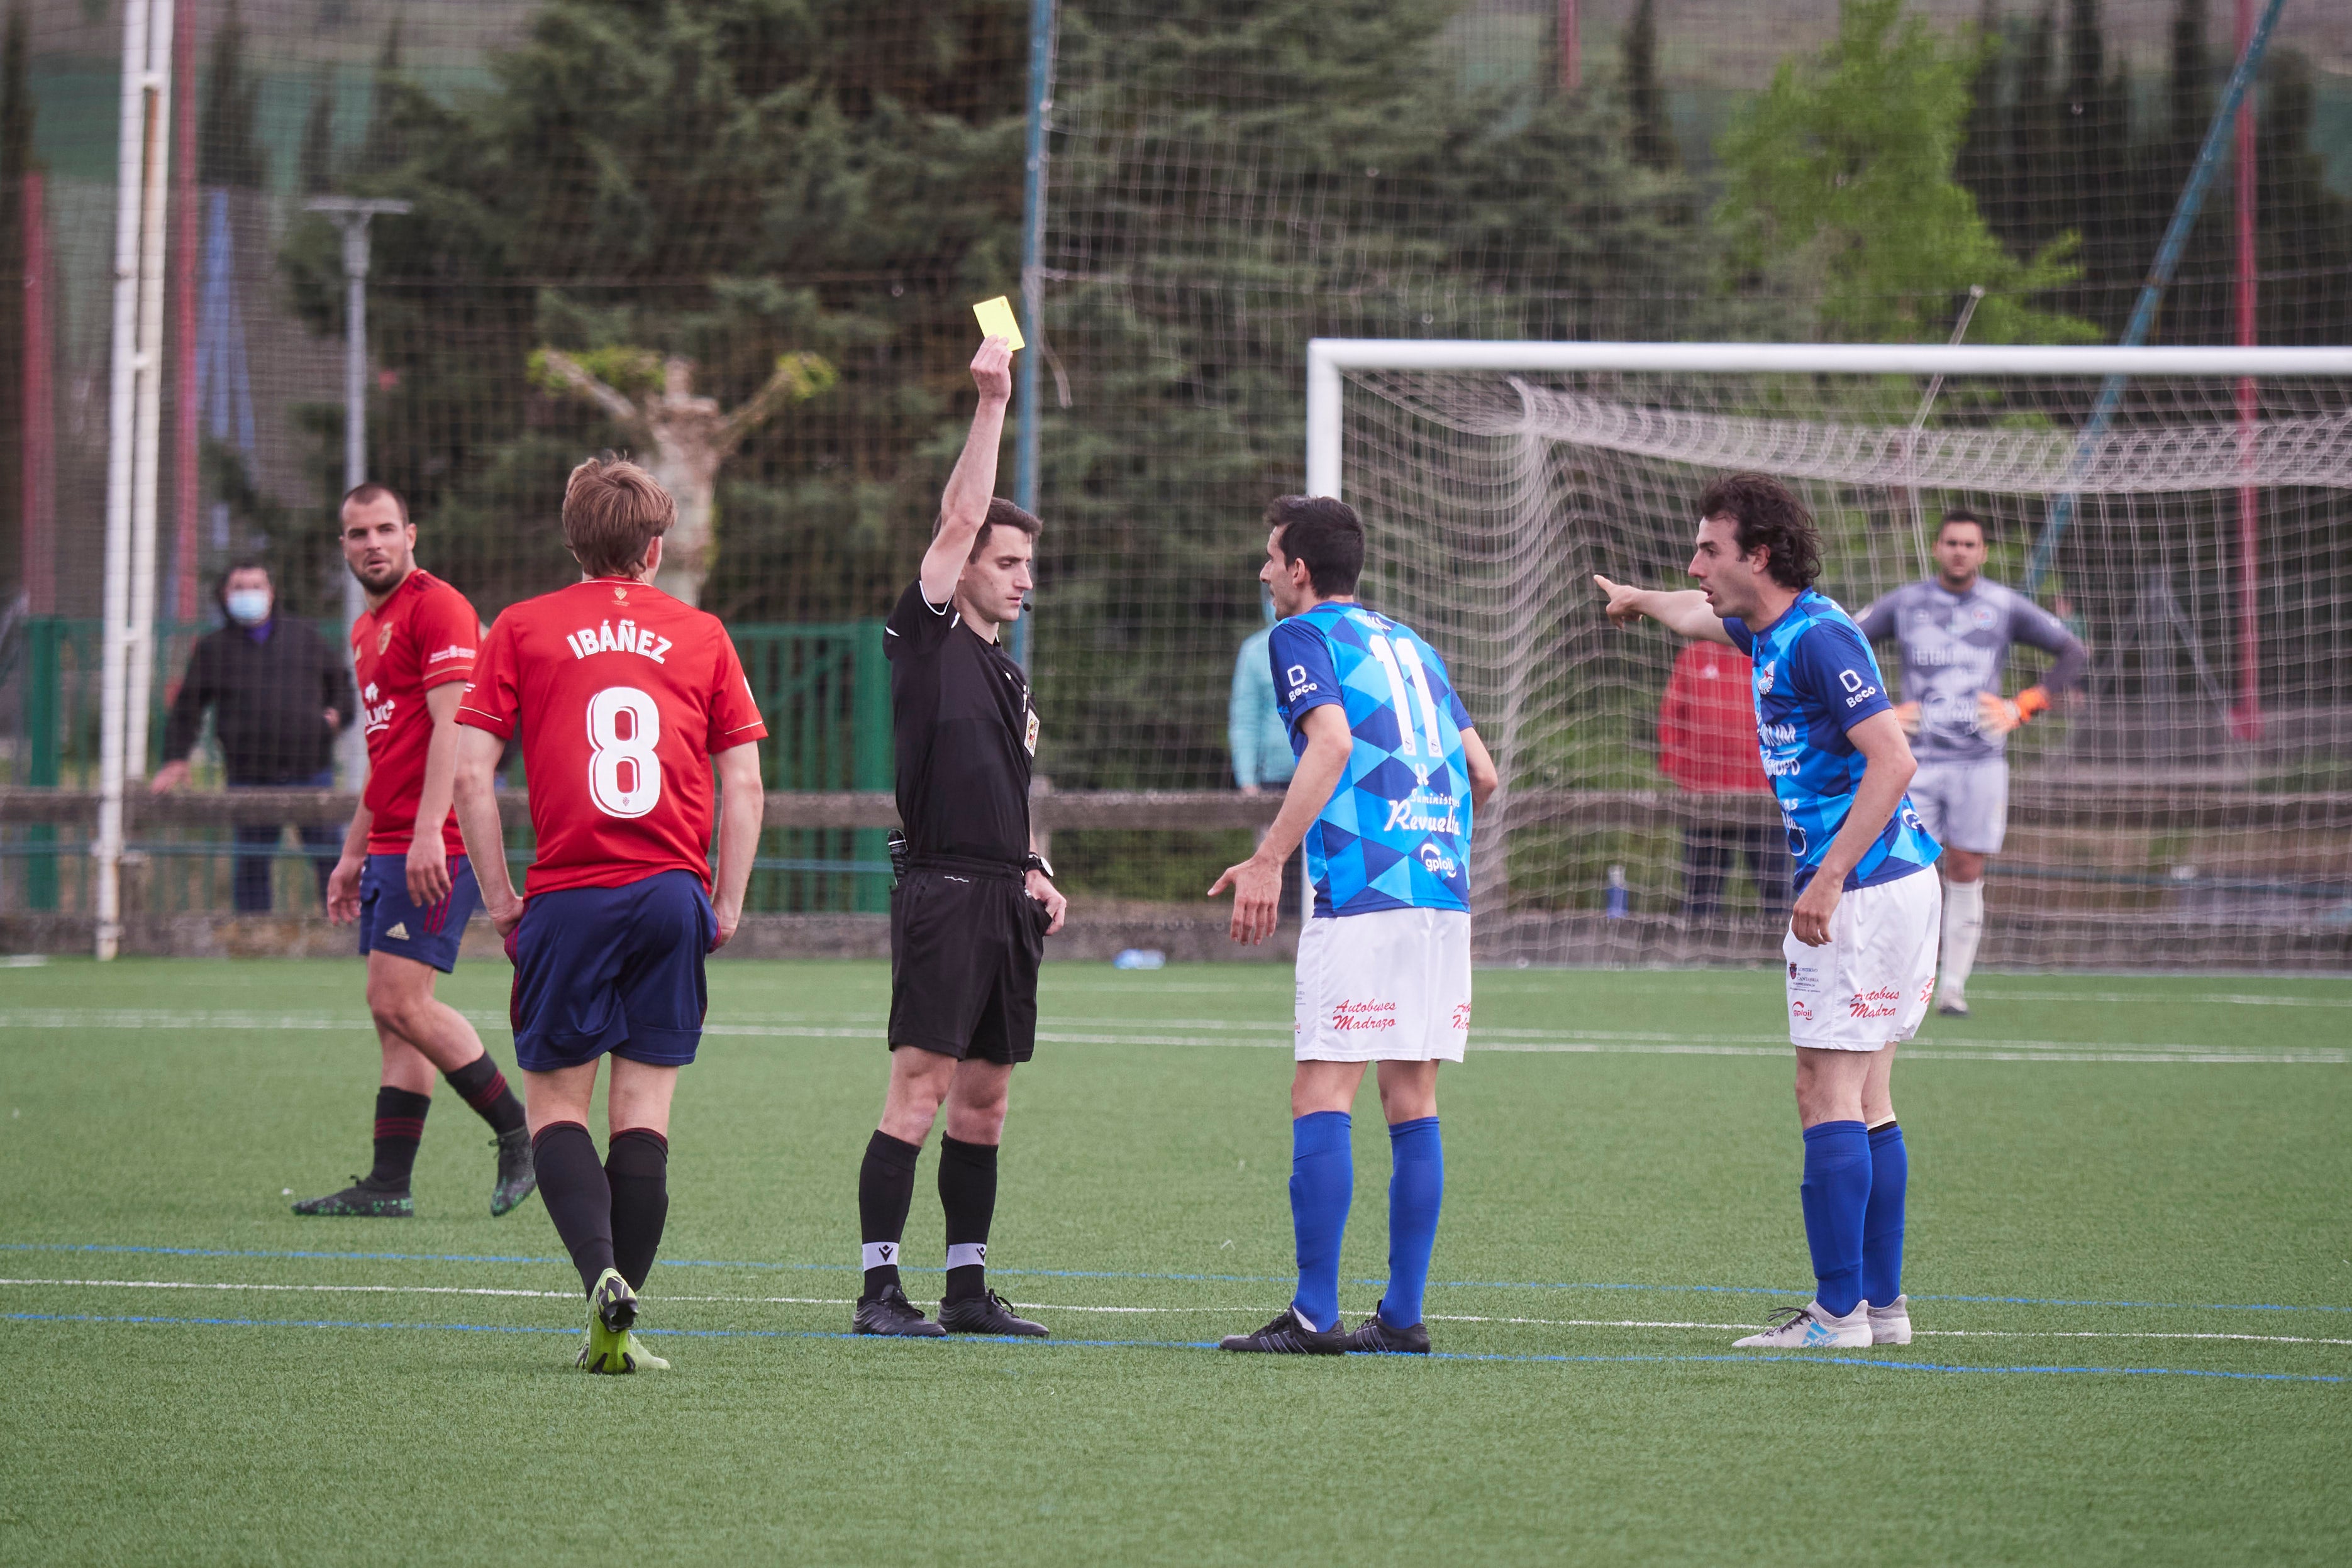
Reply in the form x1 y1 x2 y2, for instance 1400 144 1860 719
6 1279 2347 1348
0 1009 2334 1064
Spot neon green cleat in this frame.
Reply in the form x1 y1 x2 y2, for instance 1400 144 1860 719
576 1267 639 1374
621 1332 668 1371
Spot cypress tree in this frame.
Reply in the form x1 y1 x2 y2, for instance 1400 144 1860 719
1623 0 1675 170
199 0 269 190
0 4 29 592
299 70 336 196
2010 6 2062 261
1955 0 2007 246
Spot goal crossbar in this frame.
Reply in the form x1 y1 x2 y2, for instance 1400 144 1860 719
1304 339 2352 497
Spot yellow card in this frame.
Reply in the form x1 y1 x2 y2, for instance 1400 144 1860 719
972 295 1025 351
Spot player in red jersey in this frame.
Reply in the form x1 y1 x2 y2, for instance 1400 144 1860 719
294 483 535 1220
453 456 767 1374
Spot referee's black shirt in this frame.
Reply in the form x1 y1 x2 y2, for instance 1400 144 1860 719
885 580 1036 864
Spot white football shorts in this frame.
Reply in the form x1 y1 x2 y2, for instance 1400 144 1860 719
1782 870 1941 1052
1908 758 2009 855
1294 906 1472 1063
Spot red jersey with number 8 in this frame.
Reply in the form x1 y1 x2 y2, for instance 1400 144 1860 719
457 577 767 898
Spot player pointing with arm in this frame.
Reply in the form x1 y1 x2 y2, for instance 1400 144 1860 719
849 334 1067 1341
452 457 767 1373
1853 511 2088 1016
1597 472 1940 1351
295 484 535 1221
1211 496 1500 1355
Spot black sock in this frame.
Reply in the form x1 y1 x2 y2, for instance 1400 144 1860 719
367 1088 431 1190
606 1129 670 1293
532 1122 614 1296
858 1130 921 1298
938 1135 999 1301
443 1054 526 1138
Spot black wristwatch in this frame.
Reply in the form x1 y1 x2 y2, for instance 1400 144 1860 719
1025 851 1054 880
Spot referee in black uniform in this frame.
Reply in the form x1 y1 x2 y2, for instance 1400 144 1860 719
852 334 1067 1338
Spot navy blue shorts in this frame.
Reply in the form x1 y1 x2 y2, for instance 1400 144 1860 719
358 853 481 974
506 870 714 1073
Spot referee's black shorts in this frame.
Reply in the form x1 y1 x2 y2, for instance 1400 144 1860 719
888 862 1048 1064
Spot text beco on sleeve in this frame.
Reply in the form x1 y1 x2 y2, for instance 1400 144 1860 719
1267 619 1342 734
1794 622 1894 734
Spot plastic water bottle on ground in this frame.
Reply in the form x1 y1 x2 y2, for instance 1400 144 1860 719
1604 864 1629 919
1112 948 1167 970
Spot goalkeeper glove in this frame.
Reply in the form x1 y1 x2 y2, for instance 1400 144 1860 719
1977 685 2052 737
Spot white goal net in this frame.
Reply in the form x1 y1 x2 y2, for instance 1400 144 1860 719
1317 343 2352 971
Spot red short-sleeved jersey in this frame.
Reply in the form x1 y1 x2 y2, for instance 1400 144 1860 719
457 577 767 898
353 568 480 856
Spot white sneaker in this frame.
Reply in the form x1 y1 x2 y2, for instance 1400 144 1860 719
1868 1295 1912 1345
1732 1299 1873 1349
1934 982 1968 1017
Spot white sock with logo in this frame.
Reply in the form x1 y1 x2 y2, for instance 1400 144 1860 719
1941 878 1985 996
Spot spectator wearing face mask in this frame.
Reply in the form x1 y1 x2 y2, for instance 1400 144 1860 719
153 561 358 913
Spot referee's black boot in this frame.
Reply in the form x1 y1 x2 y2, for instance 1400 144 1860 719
938 1289 1048 1338
853 1283 948 1338
1343 1303 1431 1355
1218 1305 1347 1355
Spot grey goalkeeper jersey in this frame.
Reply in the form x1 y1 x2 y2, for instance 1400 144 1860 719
1853 578 2088 764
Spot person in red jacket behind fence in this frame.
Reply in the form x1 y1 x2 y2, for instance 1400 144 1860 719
1658 639 1789 922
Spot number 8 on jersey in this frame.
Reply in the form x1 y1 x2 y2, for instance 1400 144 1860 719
586 686 663 819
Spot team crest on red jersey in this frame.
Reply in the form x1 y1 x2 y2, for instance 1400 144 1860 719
377 623 394 654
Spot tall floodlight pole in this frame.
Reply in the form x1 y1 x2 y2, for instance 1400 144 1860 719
95 0 174 963
306 197 411 788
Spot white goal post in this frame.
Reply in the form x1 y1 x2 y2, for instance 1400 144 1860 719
1306 340 2352 498
1301 339 2352 970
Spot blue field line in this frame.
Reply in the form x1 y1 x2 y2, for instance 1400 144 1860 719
6 1311 2340 1384
6 1240 2347 1317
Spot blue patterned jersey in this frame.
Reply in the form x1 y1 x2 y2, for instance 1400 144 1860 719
1270 601 1477 917
1724 589 1940 894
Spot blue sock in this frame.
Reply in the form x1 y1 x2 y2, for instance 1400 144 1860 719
1798 1120 1872 1318
1289 1111 1353 1332
1381 1117 1444 1328
1862 1121 1907 1308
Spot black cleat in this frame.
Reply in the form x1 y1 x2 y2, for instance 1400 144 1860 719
1219 1305 1347 1355
938 1290 1049 1337
292 1175 413 1218
853 1283 948 1337
490 1127 537 1217
1344 1304 1431 1355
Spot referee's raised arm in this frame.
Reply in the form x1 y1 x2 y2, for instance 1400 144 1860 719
921 337 1016 605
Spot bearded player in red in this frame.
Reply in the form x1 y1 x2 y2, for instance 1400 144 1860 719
452 456 766 1374
297 483 535 1220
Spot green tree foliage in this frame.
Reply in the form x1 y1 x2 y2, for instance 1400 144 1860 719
282 0 1028 624
1714 0 2095 345
1956 0 2352 348
1039 0 1725 784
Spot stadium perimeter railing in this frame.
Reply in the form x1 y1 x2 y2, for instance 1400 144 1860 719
1 617 895 917
2 782 2345 970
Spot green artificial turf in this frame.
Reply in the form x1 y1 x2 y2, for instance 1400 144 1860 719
1 958 2346 1565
